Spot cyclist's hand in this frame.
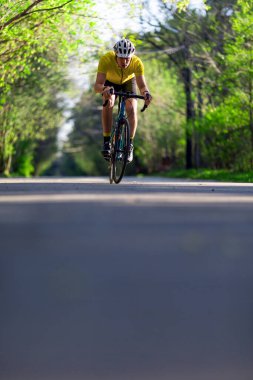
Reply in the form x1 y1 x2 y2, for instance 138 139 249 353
144 91 152 106
102 86 114 99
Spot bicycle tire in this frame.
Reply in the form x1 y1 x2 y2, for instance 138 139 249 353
112 119 130 184
109 129 115 184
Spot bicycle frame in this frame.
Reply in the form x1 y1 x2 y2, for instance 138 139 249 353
117 95 126 122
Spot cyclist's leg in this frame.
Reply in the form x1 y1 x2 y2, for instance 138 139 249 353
102 98 115 135
125 98 137 139
102 80 116 136
101 81 116 158
122 77 138 139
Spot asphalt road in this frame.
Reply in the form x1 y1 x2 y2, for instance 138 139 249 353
0 177 253 380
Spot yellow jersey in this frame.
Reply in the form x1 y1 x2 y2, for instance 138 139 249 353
97 51 144 85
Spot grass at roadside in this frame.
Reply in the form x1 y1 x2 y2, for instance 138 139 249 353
154 169 253 182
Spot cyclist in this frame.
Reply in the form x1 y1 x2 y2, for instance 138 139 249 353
94 38 152 162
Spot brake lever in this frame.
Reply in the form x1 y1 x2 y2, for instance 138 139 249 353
141 104 148 112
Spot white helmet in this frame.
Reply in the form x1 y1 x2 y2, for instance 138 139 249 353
113 39 135 58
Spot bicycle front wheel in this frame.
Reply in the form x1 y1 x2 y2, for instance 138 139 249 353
109 129 115 184
112 119 130 184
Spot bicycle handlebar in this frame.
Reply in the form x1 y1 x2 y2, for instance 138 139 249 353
113 91 145 100
102 89 148 112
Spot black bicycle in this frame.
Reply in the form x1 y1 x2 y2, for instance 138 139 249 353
103 89 147 184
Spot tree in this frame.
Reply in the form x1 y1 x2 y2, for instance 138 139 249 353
0 1 100 175
0 49 68 175
225 0 253 151
139 0 237 169
134 58 185 172
195 0 253 171
0 1 97 93
140 2 206 168
59 89 108 176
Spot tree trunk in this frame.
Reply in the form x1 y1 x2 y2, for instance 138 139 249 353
250 87 253 151
181 67 194 169
194 78 203 168
5 154 12 176
0 136 5 174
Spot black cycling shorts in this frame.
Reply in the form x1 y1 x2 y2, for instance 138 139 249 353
104 77 137 94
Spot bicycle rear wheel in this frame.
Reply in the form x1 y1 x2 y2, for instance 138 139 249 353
112 119 130 184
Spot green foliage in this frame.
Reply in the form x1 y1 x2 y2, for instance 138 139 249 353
139 0 253 173
192 0 253 171
135 59 185 172
159 168 253 182
163 0 207 11
12 141 35 177
59 90 108 176
0 46 68 175
0 0 97 93
0 0 100 176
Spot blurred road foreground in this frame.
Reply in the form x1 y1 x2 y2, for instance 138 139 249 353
0 177 253 380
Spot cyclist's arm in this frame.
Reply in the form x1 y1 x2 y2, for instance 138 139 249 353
94 73 107 93
94 72 114 94
136 75 152 105
136 75 150 96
